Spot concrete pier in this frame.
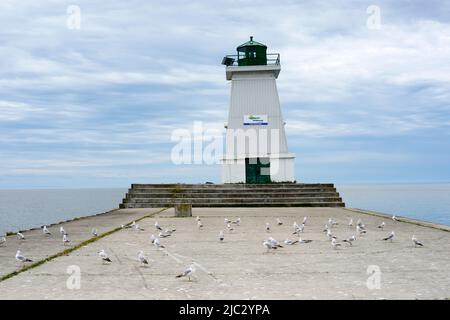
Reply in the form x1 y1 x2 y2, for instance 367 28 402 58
0 207 449 299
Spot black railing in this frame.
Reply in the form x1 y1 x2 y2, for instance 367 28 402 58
221 53 280 66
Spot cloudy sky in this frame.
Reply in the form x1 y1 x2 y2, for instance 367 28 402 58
0 0 449 188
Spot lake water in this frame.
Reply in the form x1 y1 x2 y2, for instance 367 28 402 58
0 184 449 234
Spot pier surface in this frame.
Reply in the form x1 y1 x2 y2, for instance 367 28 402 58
1 207 449 299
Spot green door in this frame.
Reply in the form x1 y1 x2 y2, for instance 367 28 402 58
245 158 271 184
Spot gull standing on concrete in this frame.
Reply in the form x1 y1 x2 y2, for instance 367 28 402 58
377 221 385 230
392 215 398 222
196 216 201 222
138 251 149 266
197 220 203 229
17 232 25 240
63 234 70 246
99 249 112 263
342 235 356 246
412 235 424 247
276 218 283 226
326 229 334 240
298 237 313 244
293 223 304 235
232 217 240 225
356 225 366 235
293 221 299 231
0 236 6 246
176 264 196 281
92 228 98 237
383 231 395 242
268 237 283 248
302 216 307 225
159 231 170 238
224 218 230 224
60 226 67 236
15 250 32 263
263 240 278 252
154 237 165 249
348 218 353 227
150 234 156 244
43 226 51 236
219 230 224 242
265 223 271 233
331 238 341 249
227 223 233 232
134 223 144 231
155 221 163 231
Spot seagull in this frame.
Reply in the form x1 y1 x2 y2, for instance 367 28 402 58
92 228 98 237
265 223 270 233
326 229 334 240
60 226 67 236
231 217 240 225
302 216 307 225
356 225 366 235
284 238 299 245
331 238 341 249
224 218 231 224
197 220 203 229
322 224 330 233
134 223 145 231
348 218 353 227
15 250 32 263
150 234 156 244
155 221 163 231
121 224 131 229
138 251 149 265
342 235 356 246
43 226 51 236
276 218 283 226
263 240 278 252
298 238 313 244
17 232 25 240
99 249 112 263
383 231 395 242
328 218 338 226
219 231 224 242
154 237 165 249
392 215 398 222
63 234 70 246
412 235 424 247
196 216 201 222
0 236 6 246
227 223 233 232
293 223 304 235
377 221 385 230
268 237 283 248
176 264 196 281
293 221 299 230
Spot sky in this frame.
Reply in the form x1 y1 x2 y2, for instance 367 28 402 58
0 0 449 188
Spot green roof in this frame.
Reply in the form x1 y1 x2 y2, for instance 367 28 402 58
237 36 267 49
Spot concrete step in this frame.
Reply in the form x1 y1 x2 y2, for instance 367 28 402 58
123 197 343 204
120 202 346 208
131 183 335 188
126 192 340 199
129 187 337 193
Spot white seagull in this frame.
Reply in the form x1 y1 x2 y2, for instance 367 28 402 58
92 228 98 237
219 231 224 242
268 237 283 248
392 215 398 222
343 235 356 246
63 234 70 246
138 251 149 265
302 216 307 225
197 220 203 229
99 249 112 263
0 236 6 246
231 217 240 225
276 218 283 226
293 223 304 235
176 264 196 281
331 238 341 249
43 226 51 236
224 218 231 224
159 231 170 238
134 223 144 231
17 232 25 240
356 225 367 235
263 240 278 252
348 218 353 227
155 221 163 231
412 235 424 247
196 216 201 222
298 237 313 244
150 234 156 244
15 250 32 263
227 223 233 232
377 221 385 230
154 237 165 249
383 231 395 242
60 226 67 235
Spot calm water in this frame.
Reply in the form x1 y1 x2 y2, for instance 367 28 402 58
0 184 449 234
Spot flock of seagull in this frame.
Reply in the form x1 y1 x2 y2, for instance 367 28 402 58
1 213 425 281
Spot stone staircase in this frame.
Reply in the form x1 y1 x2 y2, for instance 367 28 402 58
119 183 345 208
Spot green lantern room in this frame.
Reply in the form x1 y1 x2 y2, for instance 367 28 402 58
236 36 268 66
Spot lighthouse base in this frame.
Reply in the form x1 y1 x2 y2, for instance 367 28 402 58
221 153 295 184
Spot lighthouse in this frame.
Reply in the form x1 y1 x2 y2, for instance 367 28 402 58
221 37 295 183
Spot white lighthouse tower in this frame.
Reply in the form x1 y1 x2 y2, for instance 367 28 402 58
221 37 295 183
